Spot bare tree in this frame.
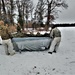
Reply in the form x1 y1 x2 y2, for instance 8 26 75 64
29 1 34 21
16 0 24 30
0 0 2 19
23 0 33 27
45 0 68 26
0 0 7 20
35 0 45 27
1 0 6 15
9 0 15 24
0 0 16 24
16 0 34 29
0 1 1 14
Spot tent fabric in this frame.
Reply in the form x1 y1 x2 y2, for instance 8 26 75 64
13 37 52 51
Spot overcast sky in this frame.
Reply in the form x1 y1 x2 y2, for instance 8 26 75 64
32 0 75 23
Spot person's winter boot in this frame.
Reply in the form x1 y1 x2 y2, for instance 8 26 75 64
6 53 10 55
48 52 52 54
53 50 56 53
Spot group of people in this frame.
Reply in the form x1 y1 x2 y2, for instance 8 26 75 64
0 20 61 56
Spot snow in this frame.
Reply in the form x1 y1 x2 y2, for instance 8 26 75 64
0 27 75 75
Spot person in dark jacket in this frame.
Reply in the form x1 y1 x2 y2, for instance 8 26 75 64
48 25 61 54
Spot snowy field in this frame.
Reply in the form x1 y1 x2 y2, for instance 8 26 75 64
0 27 75 75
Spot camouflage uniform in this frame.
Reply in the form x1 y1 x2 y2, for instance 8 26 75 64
0 21 16 55
48 27 61 53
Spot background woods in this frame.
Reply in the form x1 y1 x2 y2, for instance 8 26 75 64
0 0 68 29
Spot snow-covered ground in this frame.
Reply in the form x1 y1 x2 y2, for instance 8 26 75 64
0 27 75 75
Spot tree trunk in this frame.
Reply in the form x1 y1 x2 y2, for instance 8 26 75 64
2 0 6 15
